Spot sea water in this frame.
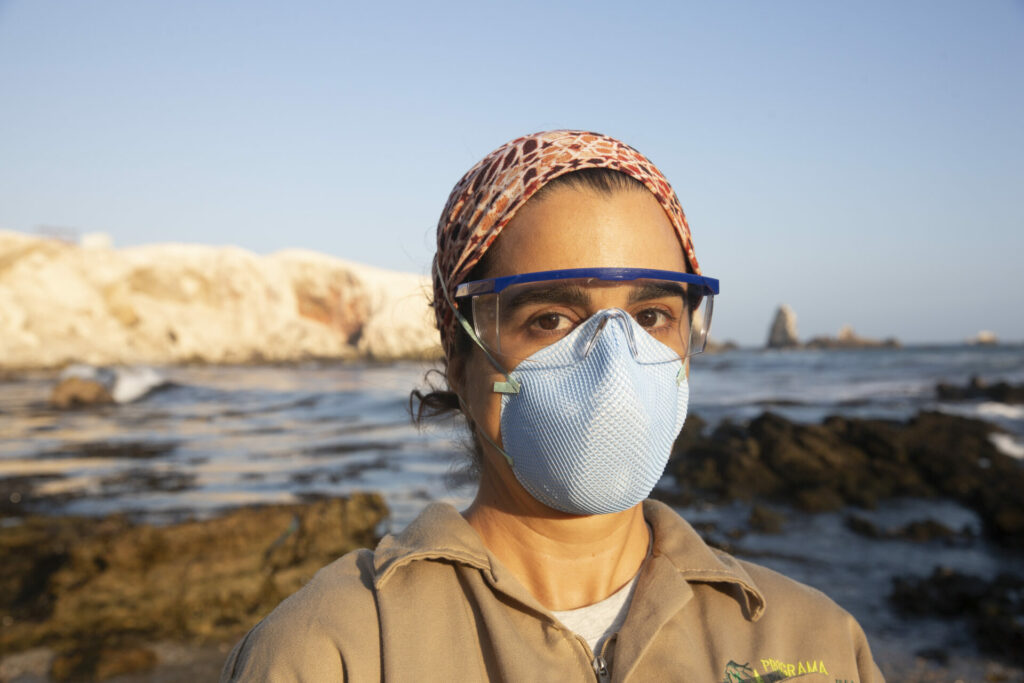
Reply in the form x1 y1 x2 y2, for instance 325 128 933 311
3 344 1021 527
2 344 1023 666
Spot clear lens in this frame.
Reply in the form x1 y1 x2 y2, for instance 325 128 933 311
469 277 713 365
689 294 713 356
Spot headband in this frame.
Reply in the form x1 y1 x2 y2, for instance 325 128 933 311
432 130 701 358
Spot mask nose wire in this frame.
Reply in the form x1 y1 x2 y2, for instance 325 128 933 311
581 310 639 360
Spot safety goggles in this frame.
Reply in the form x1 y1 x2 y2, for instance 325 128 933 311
454 267 719 366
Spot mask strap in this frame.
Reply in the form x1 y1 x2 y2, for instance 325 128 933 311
435 262 521 395
456 395 515 468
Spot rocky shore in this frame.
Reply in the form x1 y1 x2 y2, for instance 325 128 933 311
937 376 1024 404
667 410 1024 548
4 353 1024 680
3 406 1023 680
664 409 1024 675
0 494 387 681
890 567 1024 667
0 231 440 369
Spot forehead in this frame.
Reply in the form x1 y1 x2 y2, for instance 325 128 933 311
480 185 688 279
502 278 689 308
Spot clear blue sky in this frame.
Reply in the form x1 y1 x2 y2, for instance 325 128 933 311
2 0 1021 345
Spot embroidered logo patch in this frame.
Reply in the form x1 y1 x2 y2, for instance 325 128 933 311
721 657 832 683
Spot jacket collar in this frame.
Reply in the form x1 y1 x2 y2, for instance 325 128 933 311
372 503 493 587
643 499 765 620
372 499 765 621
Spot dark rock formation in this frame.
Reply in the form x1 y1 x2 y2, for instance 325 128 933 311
937 376 1024 404
804 325 900 350
844 515 971 544
890 567 1024 666
668 411 1024 547
50 377 114 408
748 504 785 534
0 493 387 679
766 305 799 349
704 339 739 354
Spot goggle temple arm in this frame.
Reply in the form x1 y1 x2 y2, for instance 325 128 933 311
435 265 521 395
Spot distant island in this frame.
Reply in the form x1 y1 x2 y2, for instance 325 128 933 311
766 304 899 350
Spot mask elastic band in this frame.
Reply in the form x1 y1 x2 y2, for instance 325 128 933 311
457 395 515 468
434 261 521 395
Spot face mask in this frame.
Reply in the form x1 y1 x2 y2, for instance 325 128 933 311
495 310 689 516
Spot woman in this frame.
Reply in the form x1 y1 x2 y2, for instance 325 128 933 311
222 131 883 682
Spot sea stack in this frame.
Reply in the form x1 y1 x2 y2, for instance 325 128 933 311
766 305 800 349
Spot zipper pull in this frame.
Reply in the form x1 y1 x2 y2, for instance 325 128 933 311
592 655 610 682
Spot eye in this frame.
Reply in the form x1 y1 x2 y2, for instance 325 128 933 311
634 308 668 329
532 312 572 332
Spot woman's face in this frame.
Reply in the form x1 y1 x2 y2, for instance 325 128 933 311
451 184 689 505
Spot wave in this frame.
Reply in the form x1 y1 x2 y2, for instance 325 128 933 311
975 402 1024 420
990 433 1024 460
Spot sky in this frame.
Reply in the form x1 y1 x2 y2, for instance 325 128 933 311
1 1 1022 346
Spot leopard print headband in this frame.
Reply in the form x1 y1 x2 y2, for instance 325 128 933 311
432 130 701 359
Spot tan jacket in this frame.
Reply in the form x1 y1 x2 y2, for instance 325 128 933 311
222 500 883 682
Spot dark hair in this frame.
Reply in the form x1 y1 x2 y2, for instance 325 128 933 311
408 168 653 473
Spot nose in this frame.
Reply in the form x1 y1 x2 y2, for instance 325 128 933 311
580 310 639 360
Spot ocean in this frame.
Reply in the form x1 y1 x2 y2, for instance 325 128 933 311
2 344 1023 671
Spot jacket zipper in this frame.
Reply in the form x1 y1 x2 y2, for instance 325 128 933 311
592 633 616 683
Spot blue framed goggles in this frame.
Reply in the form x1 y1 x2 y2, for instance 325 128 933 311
455 267 719 298
453 267 718 364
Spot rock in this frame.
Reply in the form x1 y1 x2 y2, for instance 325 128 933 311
844 515 886 539
766 305 799 348
794 487 847 513
968 330 998 345
669 410 1024 547
51 364 170 407
748 504 785 534
50 377 114 408
51 643 157 681
0 493 388 663
804 325 900 349
844 515 964 543
898 519 961 543
0 230 440 369
937 376 1024 404
890 567 1024 666
703 338 739 353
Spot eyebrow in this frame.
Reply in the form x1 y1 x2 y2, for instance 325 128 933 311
506 284 591 309
627 282 686 304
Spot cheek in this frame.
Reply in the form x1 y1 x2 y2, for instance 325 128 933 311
461 352 505 443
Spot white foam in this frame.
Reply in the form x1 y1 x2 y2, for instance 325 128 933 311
35 475 103 496
111 366 167 403
976 402 1024 420
990 433 1024 459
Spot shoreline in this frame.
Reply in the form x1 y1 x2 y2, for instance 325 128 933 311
3 353 1023 681
2 496 1021 682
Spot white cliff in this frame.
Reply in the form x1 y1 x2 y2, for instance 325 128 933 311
0 231 440 369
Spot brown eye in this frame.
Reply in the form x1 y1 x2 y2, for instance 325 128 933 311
635 309 663 328
536 314 562 331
